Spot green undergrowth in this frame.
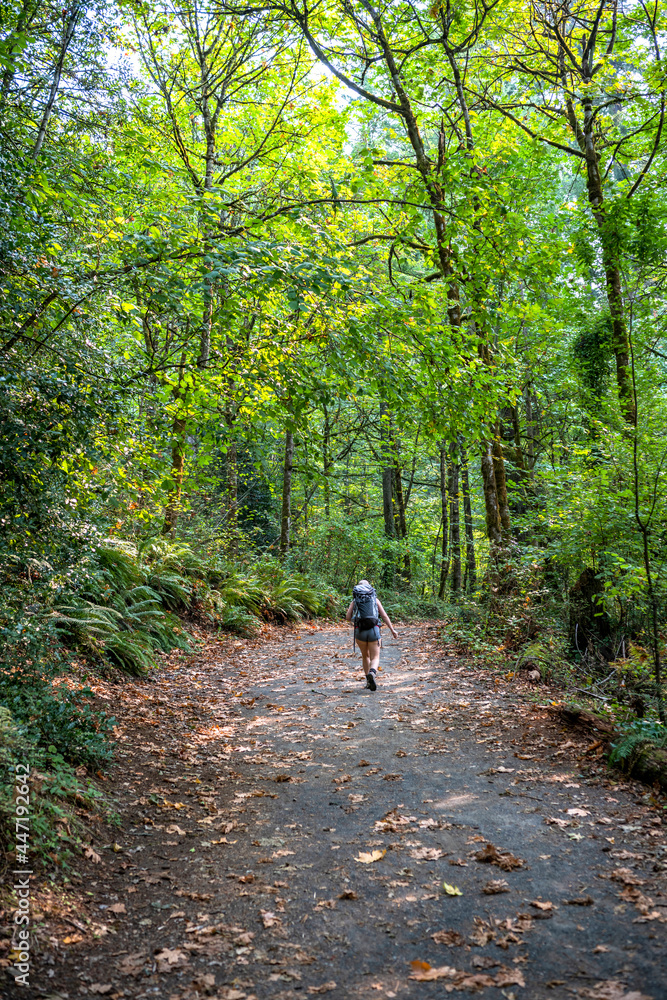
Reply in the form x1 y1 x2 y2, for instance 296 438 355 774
0 540 337 863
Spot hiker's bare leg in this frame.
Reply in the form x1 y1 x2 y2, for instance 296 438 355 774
368 640 380 673
357 639 371 675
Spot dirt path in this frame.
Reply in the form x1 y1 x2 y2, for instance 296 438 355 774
14 623 667 1000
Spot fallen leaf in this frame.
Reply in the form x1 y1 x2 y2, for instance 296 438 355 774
482 879 510 895
474 842 524 871
494 967 526 988
107 902 126 915
411 847 444 860
355 850 386 863
566 807 591 817
62 933 84 945
89 986 112 996
307 982 337 994
431 930 465 946
578 981 652 999
154 947 189 973
593 944 611 954
357 760 371 767
84 845 101 863
564 895 595 906
448 857 468 867
409 962 458 982
530 899 555 912
333 774 351 784
165 824 187 836
442 882 462 896
260 909 281 928
118 953 146 977
338 889 358 900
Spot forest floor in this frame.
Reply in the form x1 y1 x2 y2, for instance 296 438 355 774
8 622 667 1000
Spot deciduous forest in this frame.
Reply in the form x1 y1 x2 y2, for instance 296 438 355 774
2 0 667 912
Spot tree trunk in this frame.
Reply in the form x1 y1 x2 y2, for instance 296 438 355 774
578 99 636 425
438 445 449 599
279 429 294 560
380 402 395 540
481 441 503 548
226 440 238 558
162 352 188 536
32 6 80 157
323 404 331 518
492 422 512 539
393 447 410 584
461 442 477 591
449 441 461 594
524 386 537 476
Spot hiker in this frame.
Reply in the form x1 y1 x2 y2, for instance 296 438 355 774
346 579 398 691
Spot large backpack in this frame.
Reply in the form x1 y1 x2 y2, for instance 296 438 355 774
352 583 380 631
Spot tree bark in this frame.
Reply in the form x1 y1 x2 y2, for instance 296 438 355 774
162 351 187 536
461 442 477 591
380 402 395 541
492 421 512 539
481 441 503 548
32 6 80 157
449 441 461 594
226 440 238 558
279 428 294 560
438 445 449 599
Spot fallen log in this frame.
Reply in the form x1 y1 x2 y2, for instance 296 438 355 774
556 705 618 739
555 704 667 791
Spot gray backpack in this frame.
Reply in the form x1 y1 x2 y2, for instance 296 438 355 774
352 583 380 631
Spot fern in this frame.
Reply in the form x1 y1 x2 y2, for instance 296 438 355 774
609 720 667 766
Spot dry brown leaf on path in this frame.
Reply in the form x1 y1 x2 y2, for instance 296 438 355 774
545 816 570 828
83 845 101 863
333 774 351 784
482 879 510 895
530 899 555 912
448 857 467 866
260 909 281 928
307 982 337 994
565 895 595 906
355 849 385 863
117 953 146 977
217 989 248 1000
474 842 524 871
165 824 187 835
431 930 465 946
578 981 653 1000
567 807 591 817
62 933 84 945
338 889 358 900
107 902 126 915
155 947 189 973
593 944 611 954
409 961 457 981
494 967 526 988
89 985 112 995
411 847 443 860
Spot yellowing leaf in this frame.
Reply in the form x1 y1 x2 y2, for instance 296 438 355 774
355 849 386 863
442 882 463 896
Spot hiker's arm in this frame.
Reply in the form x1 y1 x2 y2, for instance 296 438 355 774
345 600 354 624
377 599 398 639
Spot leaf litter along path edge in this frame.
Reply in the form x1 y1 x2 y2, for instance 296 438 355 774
18 622 667 1000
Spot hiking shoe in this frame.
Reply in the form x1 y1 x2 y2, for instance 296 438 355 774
366 669 377 691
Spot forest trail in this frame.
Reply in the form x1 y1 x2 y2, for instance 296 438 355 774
23 624 667 1000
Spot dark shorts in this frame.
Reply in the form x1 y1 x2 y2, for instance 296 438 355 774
355 625 380 643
